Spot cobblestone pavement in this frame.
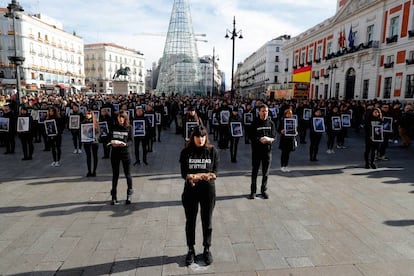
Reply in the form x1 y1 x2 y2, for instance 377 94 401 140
0 127 413 275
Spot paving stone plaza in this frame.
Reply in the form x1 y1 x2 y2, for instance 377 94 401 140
0 128 413 275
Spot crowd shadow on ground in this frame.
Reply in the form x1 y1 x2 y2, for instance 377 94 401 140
9 254 193 276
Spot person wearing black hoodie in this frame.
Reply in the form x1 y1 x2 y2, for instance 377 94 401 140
364 107 382 169
109 110 133 205
180 125 219 266
17 106 34 160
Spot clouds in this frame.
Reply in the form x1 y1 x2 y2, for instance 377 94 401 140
19 0 336 87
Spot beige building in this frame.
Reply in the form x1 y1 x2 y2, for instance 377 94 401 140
282 0 414 101
0 10 84 95
84 43 145 94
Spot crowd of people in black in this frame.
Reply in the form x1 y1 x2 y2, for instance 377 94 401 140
1 92 414 266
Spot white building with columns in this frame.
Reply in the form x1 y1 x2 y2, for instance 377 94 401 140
282 0 414 101
0 9 84 95
84 43 145 94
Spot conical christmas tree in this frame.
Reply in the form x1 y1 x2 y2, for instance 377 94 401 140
156 0 202 96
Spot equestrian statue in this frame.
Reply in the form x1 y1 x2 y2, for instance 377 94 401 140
113 66 130 79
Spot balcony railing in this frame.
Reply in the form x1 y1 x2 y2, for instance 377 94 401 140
408 30 414 38
384 62 394 68
406 59 414 65
386 35 398 44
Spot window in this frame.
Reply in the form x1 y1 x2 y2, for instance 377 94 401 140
301 52 306 64
383 77 392 98
308 49 314 62
276 47 280 52
335 83 340 98
409 51 414 60
386 55 394 64
294 55 299 67
363 79 369 99
367 25 374 42
324 84 329 99
405 74 414 98
39 73 44 81
274 76 278 83
390 16 399 37
327 41 332 55
275 55 279 62
316 45 322 60
274 65 279 72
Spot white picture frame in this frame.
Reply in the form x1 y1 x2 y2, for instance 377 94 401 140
81 123 95 142
313 117 325 133
230 122 243 137
243 113 253 125
331 116 342 130
0 117 9 132
17 117 30 132
38 110 48 124
155 112 161 125
303 108 312 120
284 118 297 136
341 114 351 128
185 122 199 141
133 120 146 137
382 116 393 133
220 110 230 125
69 115 80 129
144 113 155 128
372 125 384 142
99 121 109 137
44 119 58 137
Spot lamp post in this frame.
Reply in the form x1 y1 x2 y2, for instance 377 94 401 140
225 16 243 99
211 47 219 97
4 0 25 106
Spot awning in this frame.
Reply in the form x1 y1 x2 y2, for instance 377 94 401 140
56 84 66 89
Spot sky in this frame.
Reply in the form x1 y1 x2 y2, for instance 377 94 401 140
4 0 337 87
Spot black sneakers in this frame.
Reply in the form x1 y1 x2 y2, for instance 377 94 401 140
203 248 213 265
185 249 195 266
262 192 269 199
248 193 256 200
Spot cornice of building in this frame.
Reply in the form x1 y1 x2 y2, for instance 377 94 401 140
85 43 144 56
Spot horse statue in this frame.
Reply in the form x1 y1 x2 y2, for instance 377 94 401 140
113 67 131 79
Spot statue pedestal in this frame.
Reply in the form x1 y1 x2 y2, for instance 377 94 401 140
112 80 129 95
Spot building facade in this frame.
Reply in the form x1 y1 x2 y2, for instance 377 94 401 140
84 43 145 95
234 35 290 98
282 0 414 101
0 10 84 96
199 55 222 97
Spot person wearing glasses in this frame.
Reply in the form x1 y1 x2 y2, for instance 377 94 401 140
179 125 219 266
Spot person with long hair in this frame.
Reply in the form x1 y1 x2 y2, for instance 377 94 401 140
364 107 382 169
109 110 133 205
179 125 219 266
82 109 99 177
278 108 297 172
45 106 65 167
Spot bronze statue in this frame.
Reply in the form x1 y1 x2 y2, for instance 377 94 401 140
113 67 130 79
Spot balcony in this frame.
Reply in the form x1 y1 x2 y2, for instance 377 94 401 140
384 62 394 68
406 59 414 65
315 58 321 64
386 35 398 44
323 73 330 79
284 68 288 72
408 30 414 38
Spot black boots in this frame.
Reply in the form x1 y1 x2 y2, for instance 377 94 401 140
110 189 119 205
203 247 213 265
185 247 195 266
126 189 134 205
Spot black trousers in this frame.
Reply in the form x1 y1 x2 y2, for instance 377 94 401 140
182 181 216 248
309 132 322 160
251 149 272 194
134 138 148 162
84 143 98 173
71 131 82 149
20 135 34 158
229 137 240 160
280 150 291 167
364 138 379 165
110 155 133 196
49 135 62 162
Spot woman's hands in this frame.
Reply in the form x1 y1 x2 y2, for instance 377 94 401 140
186 173 216 186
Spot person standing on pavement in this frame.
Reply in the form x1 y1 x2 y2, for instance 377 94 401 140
17 106 34 160
1 104 16 154
278 108 298 172
378 103 391 160
82 110 99 177
133 106 150 165
229 106 242 162
180 125 219 266
309 108 324 162
99 107 112 159
364 107 382 169
109 110 133 205
45 106 65 167
70 103 84 154
249 104 276 199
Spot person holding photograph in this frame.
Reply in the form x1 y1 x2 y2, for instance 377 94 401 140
229 106 242 163
377 103 391 161
70 103 84 154
249 104 276 199
109 110 133 205
278 109 297 172
145 104 156 152
309 108 324 162
218 101 231 149
18 106 34 160
326 105 341 154
82 110 99 177
179 125 219 266
183 106 202 141
99 107 112 159
364 107 382 169
133 106 150 165
1 104 16 155
46 106 65 167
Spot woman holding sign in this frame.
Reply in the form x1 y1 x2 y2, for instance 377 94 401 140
81 110 99 177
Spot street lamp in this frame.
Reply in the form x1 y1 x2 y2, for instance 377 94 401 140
211 47 219 97
225 16 243 99
4 0 25 106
